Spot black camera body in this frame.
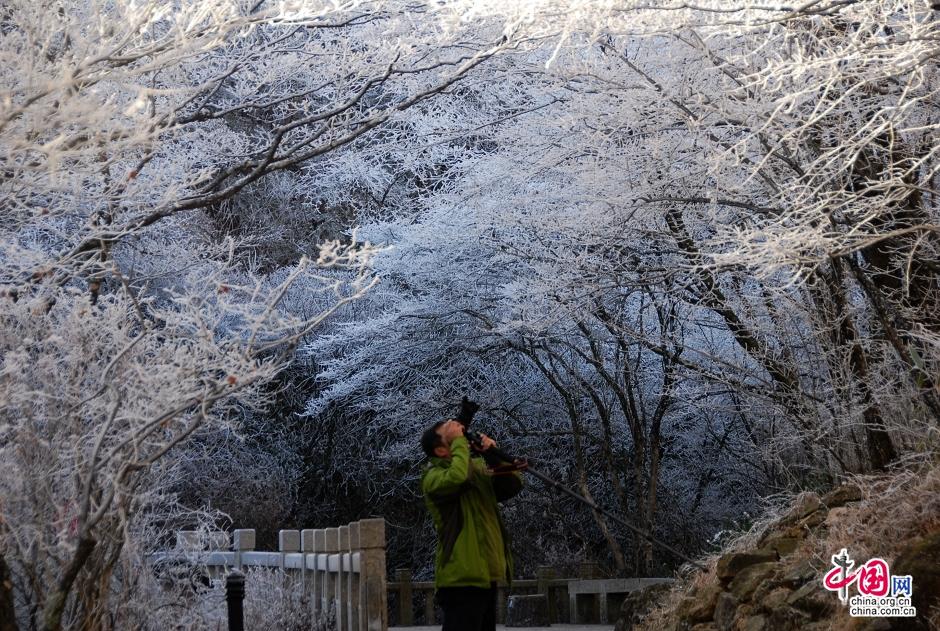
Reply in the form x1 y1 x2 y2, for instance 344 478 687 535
455 396 480 427
456 396 485 449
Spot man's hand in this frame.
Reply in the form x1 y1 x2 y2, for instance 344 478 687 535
473 433 496 451
441 419 465 444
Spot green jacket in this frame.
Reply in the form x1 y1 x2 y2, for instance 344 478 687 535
422 436 523 588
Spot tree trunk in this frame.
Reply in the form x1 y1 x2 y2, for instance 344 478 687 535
815 260 898 470
0 554 18 631
524 346 628 572
41 536 96 631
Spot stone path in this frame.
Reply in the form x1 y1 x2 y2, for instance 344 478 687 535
392 625 614 631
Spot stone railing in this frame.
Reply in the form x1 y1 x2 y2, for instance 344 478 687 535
386 562 672 626
157 518 387 631
158 525 673 629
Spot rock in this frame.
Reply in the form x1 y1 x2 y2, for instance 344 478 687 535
676 582 722 623
729 563 778 601
758 521 813 549
616 582 672 631
505 594 550 627
785 581 835 618
735 614 767 631
779 524 808 540
716 551 777 582
749 578 777 608
759 534 800 559
890 529 940 631
767 606 810 630
780 492 821 525
759 587 791 612
797 508 828 528
713 592 737 631
730 603 753 627
778 560 818 588
691 624 718 631
821 483 862 508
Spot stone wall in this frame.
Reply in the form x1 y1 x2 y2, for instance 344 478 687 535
619 482 940 631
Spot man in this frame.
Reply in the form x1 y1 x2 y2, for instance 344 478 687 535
421 418 524 631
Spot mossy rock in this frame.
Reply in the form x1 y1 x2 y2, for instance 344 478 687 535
889 529 940 630
736 613 768 631
712 592 737 631
750 578 779 609
676 582 722 623
785 581 834 618
797 508 828 529
778 559 818 588
758 587 791 612
729 563 778 601
766 605 811 630
821 484 862 508
758 533 801 560
716 550 776 582
779 493 822 526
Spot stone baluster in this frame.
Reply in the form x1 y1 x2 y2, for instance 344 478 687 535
395 568 413 626
233 529 255 572
336 525 350 631
301 529 317 615
313 529 327 616
348 522 361 631
358 518 387 631
323 528 340 619
279 529 300 573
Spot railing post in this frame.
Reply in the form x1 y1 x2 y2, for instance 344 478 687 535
233 529 255 572
226 570 246 631
314 529 327 617
348 522 361 631
337 525 350 631
324 528 340 619
424 588 435 626
576 561 600 623
537 566 557 623
358 518 387 631
279 530 300 573
302 529 316 617
569 584 577 625
395 568 413 626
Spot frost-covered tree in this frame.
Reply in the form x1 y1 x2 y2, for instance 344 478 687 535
0 0 554 627
4 2 939 621
304 0 940 576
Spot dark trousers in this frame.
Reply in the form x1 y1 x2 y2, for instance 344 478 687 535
437 585 497 631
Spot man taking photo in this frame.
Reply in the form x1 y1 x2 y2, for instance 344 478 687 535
420 415 524 631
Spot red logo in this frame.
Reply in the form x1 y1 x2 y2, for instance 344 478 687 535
824 556 889 597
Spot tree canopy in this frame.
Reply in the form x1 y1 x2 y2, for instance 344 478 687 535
1 1 938 627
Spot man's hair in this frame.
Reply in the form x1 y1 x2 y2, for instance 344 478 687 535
420 420 447 458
